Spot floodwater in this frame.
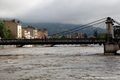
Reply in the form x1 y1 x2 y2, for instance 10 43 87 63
0 45 120 80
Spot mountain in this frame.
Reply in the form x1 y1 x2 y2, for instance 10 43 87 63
22 23 105 36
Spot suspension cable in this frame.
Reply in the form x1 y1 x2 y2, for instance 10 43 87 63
112 19 120 25
62 21 105 35
86 23 106 34
49 17 107 36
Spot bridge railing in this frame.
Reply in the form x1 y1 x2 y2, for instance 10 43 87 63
0 38 106 45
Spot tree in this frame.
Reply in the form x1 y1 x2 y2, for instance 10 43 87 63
97 33 106 39
93 30 98 38
84 33 88 38
0 21 5 38
61 35 66 39
0 20 12 39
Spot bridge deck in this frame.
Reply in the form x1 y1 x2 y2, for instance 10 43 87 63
0 38 106 45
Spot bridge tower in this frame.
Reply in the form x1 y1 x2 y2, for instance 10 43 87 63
106 17 114 40
104 17 119 55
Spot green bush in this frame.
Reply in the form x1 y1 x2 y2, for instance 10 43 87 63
0 20 12 39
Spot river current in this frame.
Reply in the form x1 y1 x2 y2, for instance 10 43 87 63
0 46 120 80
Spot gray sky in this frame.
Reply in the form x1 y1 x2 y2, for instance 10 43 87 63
0 0 120 24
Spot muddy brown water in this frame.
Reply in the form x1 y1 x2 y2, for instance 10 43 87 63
0 46 120 80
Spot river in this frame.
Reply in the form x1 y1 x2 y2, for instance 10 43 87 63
0 46 120 80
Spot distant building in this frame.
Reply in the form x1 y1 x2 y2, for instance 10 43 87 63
4 19 22 39
66 32 84 38
37 28 48 39
22 27 31 39
23 26 38 39
22 26 48 39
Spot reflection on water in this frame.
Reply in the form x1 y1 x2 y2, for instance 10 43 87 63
0 46 120 80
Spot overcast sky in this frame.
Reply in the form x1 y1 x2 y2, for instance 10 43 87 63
0 0 120 24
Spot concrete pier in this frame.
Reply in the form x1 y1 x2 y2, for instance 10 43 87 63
104 17 120 55
104 43 119 55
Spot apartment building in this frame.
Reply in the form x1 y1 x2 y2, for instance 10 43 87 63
66 32 85 38
22 27 31 39
37 28 48 39
4 19 22 39
22 26 38 39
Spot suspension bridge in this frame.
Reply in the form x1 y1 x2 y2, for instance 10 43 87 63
0 17 120 55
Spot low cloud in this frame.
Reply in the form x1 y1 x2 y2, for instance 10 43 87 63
0 0 120 24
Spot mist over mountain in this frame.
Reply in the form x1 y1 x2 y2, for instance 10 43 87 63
23 23 105 36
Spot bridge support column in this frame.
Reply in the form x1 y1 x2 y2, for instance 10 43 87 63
104 43 119 55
